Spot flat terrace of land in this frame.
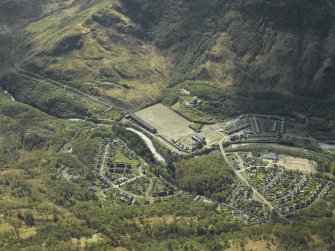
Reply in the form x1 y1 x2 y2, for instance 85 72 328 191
135 104 194 141
277 155 316 174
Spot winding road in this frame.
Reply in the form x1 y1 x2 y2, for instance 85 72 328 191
99 141 174 201
219 140 274 210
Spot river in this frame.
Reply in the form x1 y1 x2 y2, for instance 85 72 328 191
125 127 166 165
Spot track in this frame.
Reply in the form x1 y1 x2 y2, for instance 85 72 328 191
15 66 113 109
219 140 275 211
99 142 175 201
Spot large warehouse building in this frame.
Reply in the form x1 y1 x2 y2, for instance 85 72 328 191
129 113 157 134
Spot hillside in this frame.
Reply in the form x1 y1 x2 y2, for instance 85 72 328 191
12 0 171 107
121 0 335 94
120 0 335 115
1 0 333 117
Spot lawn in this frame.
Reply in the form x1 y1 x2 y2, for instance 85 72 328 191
114 149 140 168
172 101 216 124
259 118 276 132
240 170 247 178
121 177 150 196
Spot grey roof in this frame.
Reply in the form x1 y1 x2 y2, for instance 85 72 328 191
263 152 278 160
129 113 157 132
192 133 205 141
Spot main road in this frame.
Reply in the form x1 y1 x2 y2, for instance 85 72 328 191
219 140 274 210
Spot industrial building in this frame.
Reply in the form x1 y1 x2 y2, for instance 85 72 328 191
192 133 206 144
128 113 157 134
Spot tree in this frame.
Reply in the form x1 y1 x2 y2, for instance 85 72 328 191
24 212 34 227
323 160 330 173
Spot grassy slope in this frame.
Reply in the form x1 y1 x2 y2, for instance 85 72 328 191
6 0 334 116
19 0 171 106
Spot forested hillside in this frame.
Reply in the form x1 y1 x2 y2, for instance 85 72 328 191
121 0 335 95
119 0 335 116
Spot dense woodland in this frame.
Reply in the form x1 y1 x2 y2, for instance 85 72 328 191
176 154 235 200
113 125 155 163
0 73 94 119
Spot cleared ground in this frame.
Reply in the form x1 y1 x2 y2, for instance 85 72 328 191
135 104 194 142
277 155 316 173
226 239 277 251
201 124 224 145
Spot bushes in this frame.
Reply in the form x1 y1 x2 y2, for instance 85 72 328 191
273 224 308 249
48 180 97 207
38 219 93 242
72 197 241 247
22 131 48 151
23 212 35 227
10 179 32 198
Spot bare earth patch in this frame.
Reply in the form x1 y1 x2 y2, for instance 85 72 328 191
276 155 316 173
226 239 277 251
146 214 196 225
71 233 104 248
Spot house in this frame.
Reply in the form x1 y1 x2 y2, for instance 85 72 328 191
230 135 239 141
192 142 201 151
193 195 200 202
190 96 202 106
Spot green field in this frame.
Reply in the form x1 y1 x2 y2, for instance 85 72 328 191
258 118 275 132
114 149 140 167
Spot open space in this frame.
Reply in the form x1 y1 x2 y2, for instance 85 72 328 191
201 124 224 144
135 103 194 142
277 155 316 174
